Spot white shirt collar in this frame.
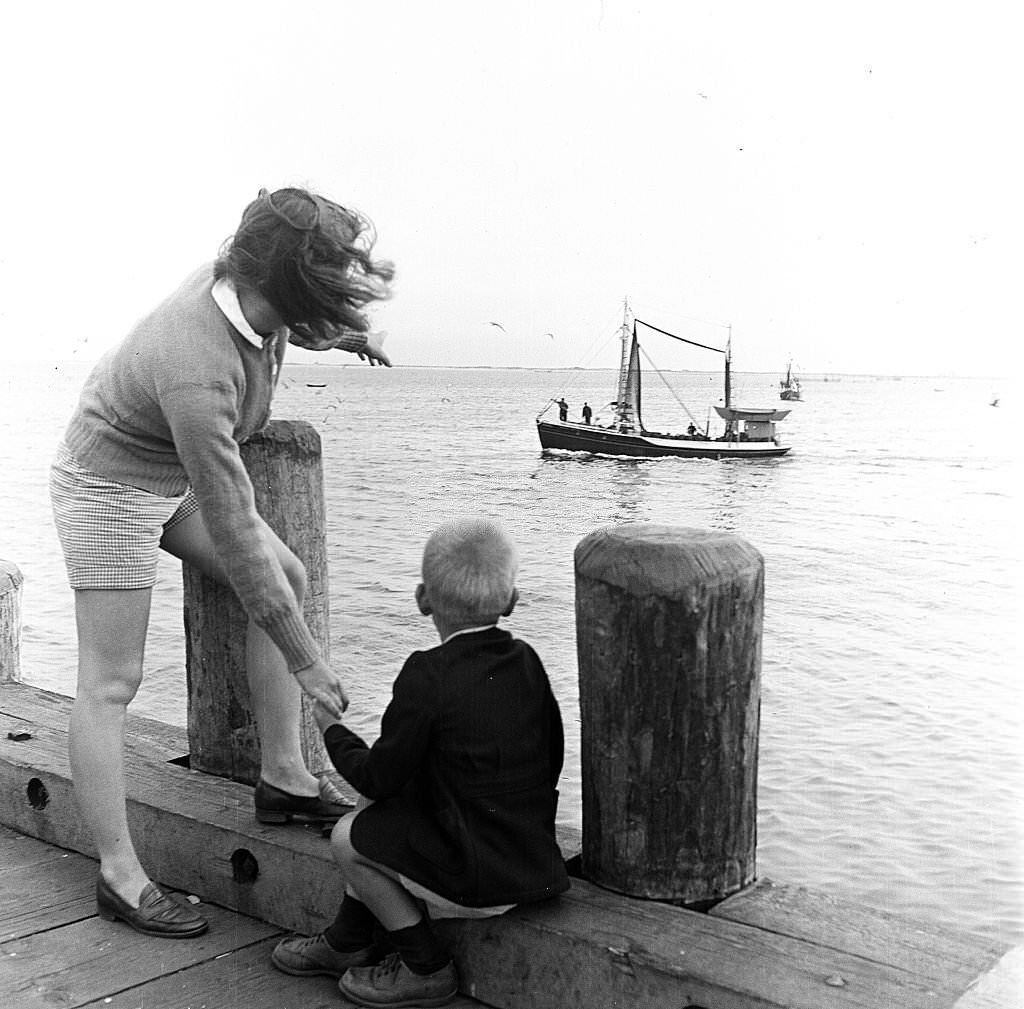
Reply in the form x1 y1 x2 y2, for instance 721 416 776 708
212 277 268 349
441 624 497 644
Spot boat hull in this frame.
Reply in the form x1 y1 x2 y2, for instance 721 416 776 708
537 421 790 459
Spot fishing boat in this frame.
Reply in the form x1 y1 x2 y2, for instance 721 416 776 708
536 303 791 459
779 361 802 401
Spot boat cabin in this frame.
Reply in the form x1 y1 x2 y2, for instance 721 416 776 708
714 406 790 443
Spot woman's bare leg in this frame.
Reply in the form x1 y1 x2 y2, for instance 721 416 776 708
160 511 319 796
71 588 153 904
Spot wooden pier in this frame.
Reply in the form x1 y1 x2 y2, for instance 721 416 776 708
0 690 489 1009
0 821 487 1008
1 682 1018 1007
2 422 1021 1008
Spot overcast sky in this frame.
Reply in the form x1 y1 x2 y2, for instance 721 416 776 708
1 1 1018 377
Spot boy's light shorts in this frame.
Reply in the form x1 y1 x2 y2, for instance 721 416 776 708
344 801 514 920
398 874 514 920
49 443 199 591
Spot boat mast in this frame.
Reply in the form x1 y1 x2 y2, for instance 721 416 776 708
724 325 732 409
723 325 735 438
614 298 633 427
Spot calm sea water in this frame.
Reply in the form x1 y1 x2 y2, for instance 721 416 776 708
1 358 1020 946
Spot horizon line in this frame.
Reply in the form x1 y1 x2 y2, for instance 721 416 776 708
7 357 1005 383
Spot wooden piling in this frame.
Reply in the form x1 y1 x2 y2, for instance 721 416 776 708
0 560 23 685
183 420 331 784
575 524 762 905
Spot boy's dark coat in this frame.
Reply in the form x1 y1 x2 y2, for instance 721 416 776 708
324 627 569 907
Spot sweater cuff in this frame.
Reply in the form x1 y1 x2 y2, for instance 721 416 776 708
333 332 368 353
260 609 321 673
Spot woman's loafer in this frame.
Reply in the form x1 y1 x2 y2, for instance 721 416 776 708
254 779 352 825
96 876 209 938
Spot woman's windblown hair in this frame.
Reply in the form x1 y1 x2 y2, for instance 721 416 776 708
215 188 395 349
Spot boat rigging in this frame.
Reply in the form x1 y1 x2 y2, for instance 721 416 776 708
779 360 802 401
536 301 791 459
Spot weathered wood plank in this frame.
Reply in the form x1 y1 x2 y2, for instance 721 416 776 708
0 680 581 868
0 904 280 1009
83 935 489 1009
3 682 1009 1009
0 824 499 1009
0 560 23 684
2 691 333 822
711 877 1009 996
952 946 1024 1008
442 879 971 1009
0 693 350 934
0 841 97 941
0 823 75 871
4 682 217 768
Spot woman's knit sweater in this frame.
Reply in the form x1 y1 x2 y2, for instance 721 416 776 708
63 263 364 672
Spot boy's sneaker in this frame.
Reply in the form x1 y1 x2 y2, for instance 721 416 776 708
271 932 375 977
339 952 458 1007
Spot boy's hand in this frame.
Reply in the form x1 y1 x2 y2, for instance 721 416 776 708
294 659 349 719
312 699 342 732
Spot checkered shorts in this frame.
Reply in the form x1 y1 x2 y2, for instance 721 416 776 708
49 443 200 590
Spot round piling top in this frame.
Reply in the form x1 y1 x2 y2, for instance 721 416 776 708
0 560 24 593
252 419 322 456
575 524 762 600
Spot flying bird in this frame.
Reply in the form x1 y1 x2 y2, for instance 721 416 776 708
488 322 507 333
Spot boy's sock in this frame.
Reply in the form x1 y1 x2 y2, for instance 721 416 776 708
387 916 451 975
324 894 377 952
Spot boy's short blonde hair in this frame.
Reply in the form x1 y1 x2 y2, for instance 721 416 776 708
422 518 518 623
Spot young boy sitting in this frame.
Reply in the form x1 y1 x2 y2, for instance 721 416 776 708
272 517 569 1007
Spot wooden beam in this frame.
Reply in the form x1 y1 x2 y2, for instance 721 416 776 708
952 947 1024 1009
1 681 581 861
3 682 1015 1009
711 878 1008 999
1 683 349 934
441 881 997 1009
0 560 23 684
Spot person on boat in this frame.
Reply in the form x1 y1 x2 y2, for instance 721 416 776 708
49 187 394 939
581 401 592 424
271 517 569 1006
687 423 697 437
556 397 568 421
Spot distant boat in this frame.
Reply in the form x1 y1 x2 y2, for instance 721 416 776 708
306 382 327 388
779 361 802 401
536 302 791 459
